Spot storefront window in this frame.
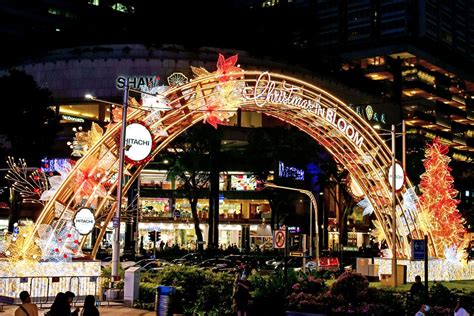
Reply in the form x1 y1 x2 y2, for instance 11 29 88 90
141 198 171 218
230 174 257 191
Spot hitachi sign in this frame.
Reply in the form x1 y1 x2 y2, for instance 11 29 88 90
126 138 150 146
125 123 153 162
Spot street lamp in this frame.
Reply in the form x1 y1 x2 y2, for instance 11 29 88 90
374 122 406 287
84 80 129 280
264 182 319 271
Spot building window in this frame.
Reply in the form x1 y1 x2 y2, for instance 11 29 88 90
112 3 134 13
48 8 61 15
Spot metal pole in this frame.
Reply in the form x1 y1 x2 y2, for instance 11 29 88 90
309 199 313 257
391 124 398 287
424 235 429 294
314 199 319 272
402 120 406 171
112 79 129 279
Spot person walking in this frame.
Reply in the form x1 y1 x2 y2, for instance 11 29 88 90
15 291 39 316
80 295 99 316
233 273 251 316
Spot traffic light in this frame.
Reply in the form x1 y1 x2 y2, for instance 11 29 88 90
148 231 155 242
156 231 161 241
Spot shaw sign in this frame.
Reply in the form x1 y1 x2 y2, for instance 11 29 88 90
125 123 153 162
73 208 95 235
243 72 365 148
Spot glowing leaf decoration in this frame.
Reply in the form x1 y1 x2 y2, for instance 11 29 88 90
358 197 374 216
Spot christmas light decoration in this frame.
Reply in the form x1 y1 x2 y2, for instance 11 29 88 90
358 196 374 216
40 160 74 201
418 138 467 255
70 123 104 157
2 224 42 267
5 157 48 204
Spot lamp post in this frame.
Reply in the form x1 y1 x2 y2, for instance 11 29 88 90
86 81 129 280
111 79 129 280
375 122 405 287
264 182 319 270
391 124 397 287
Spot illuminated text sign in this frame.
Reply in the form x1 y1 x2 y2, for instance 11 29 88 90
243 72 365 148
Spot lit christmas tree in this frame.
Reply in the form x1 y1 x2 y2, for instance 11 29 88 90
418 138 466 256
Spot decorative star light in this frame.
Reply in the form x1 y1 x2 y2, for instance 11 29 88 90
371 219 386 243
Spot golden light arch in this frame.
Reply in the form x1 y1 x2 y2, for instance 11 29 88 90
28 64 439 259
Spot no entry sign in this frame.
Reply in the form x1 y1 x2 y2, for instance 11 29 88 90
273 229 286 249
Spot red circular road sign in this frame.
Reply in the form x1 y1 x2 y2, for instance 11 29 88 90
274 230 286 248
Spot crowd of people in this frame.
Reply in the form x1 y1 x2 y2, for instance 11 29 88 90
15 291 99 316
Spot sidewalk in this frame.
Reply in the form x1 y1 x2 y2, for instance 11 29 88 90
0 304 156 316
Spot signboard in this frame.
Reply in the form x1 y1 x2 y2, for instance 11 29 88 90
288 226 301 233
289 251 304 257
387 161 406 192
273 230 286 249
125 123 153 162
61 115 85 123
116 76 160 89
243 72 366 148
412 239 425 260
278 161 304 180
112 216 120 228
73 208 95 235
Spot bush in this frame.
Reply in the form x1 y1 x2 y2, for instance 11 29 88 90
330 271 369 305
136 265 234 315
100 265 125 289
287 292 326 313
249 270 299 316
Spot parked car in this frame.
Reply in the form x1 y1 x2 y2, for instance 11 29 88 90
197 258 237 273
172 253 203 265
140 259 174 272
100 257 135 269
224 254 261 272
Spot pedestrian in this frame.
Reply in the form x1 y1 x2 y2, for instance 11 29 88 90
410 275 425 297
15 291 39 316
49 292 70 316
233 273 251 316
415 304 430 316
454 297 470 316
65 291 80 316
81 295 99 316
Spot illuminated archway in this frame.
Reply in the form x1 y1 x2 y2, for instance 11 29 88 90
28 57 438 259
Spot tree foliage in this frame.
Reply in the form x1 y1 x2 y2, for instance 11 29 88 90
0 69 59 166
159 124 221 251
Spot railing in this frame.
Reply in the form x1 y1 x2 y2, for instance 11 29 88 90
0 275 103 308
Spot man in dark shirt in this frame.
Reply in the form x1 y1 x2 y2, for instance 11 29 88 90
410 275 425 297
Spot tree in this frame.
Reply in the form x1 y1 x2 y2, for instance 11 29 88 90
418 138 466 255
161 124 221 252
0 69 59 166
